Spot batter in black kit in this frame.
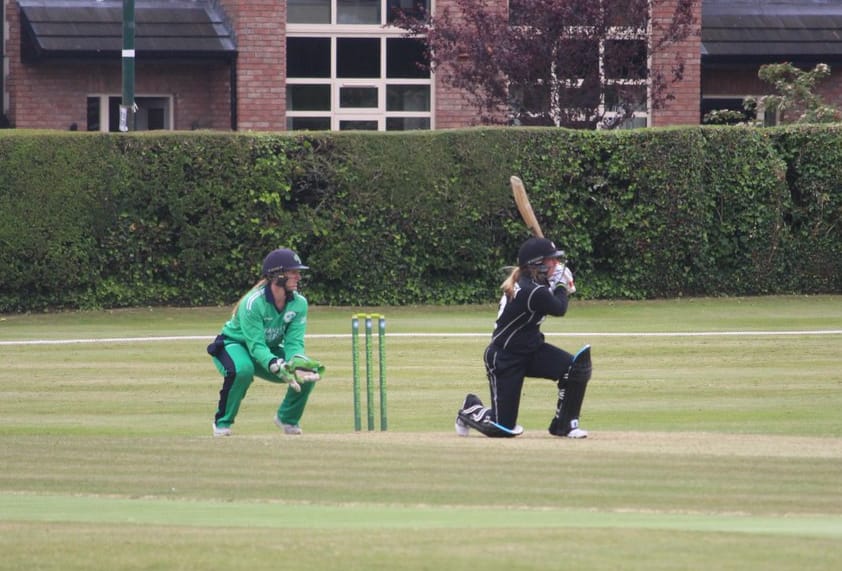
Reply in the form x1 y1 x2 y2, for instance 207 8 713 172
456 236 592 439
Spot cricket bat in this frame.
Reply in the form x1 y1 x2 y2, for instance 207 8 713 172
510 176 543 238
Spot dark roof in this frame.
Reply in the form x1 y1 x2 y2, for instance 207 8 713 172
18 0 236 61
702 0 842 62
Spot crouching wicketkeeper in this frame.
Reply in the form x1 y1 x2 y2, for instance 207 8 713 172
208 248 325 437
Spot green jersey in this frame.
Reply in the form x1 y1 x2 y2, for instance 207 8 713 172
221 284 308 371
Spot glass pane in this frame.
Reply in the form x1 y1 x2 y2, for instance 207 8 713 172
135 97 169 131
556 39 599 79
386 85 430 111
337 38 380 78
386 117 430 130
603 0 649 27
559 79 601 110
287 37 331 78
339 120 379 130
108 96 121 132
509 82 551 115
604 85 647 112
86 97 100 131
287 117 332 131
615 115 648 129
386 38 428 79
338 0 380 24
387 0 429 24
340 86 379 108
287 85 332 111
288 0 331 24
604 40 647 80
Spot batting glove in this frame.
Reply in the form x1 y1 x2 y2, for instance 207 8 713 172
549 265 576 295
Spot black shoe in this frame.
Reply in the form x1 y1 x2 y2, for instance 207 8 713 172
455 394 484 436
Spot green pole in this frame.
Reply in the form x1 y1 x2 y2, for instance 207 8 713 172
120 0 136 132
365 315 374 431
378 315 387 431
351 316 361 431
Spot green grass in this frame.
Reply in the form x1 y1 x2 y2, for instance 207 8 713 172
1 296 841 570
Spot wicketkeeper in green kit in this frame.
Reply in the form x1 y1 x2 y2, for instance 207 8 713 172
207 248 325 437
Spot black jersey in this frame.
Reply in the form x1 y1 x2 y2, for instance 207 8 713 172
490 275 568 355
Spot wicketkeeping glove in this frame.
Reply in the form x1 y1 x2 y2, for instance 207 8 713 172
287 354 326 383
269 358 301 392
549 264 576 295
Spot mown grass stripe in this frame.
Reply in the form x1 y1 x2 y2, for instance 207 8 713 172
2 494 840 538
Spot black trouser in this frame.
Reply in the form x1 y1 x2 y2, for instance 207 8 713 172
483 342 572 430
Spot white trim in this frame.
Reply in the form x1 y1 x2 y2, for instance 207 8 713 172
285 10 434 132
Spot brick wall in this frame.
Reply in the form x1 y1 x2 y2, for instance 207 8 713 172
8 60 230 131
704 66 842 102
703 67 769 96
649 0 702 126
4 0 20 127
703 64 842 124
432 0 503 129
434 65 483 129
222 0 286 131
4 0 231 130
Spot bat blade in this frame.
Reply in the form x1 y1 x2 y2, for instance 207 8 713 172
510 176 543 238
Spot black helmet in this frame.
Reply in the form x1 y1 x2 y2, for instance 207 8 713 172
517 237 565 267
262 248 309 278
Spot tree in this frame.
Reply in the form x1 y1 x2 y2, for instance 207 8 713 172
703 62 841 126
395 0 697 128
752 62 841 125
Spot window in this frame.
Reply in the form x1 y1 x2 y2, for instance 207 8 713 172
288 0 331 24
286 0 432 131
507 2 650 128
288 0 428 25
701 96 777 126
86 96 172 132
338 0 381 25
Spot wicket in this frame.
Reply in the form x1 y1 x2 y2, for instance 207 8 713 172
351 313 387 431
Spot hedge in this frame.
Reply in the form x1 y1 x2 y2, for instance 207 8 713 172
0 126 839 311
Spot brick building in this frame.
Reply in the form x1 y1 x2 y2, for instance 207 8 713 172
702 0 842 124
5 0 786 132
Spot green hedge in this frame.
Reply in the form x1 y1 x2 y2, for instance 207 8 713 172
0 126 839 312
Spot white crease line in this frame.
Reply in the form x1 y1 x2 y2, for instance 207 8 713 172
1 330 841 346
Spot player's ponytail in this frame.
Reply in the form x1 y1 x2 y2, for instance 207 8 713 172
500 267 521 300
231 278 269 317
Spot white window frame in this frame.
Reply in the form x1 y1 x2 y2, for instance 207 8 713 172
599 26 649 129
286 1 434 131
508 20 651 129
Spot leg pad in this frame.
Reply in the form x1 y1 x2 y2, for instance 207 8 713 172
549 345 592 436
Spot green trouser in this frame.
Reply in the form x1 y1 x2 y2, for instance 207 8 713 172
212 342 315 428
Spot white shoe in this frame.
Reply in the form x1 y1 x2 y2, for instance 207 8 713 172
213 423 232 437
274 415 302 435
566 428 588 439
455 417 470 437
